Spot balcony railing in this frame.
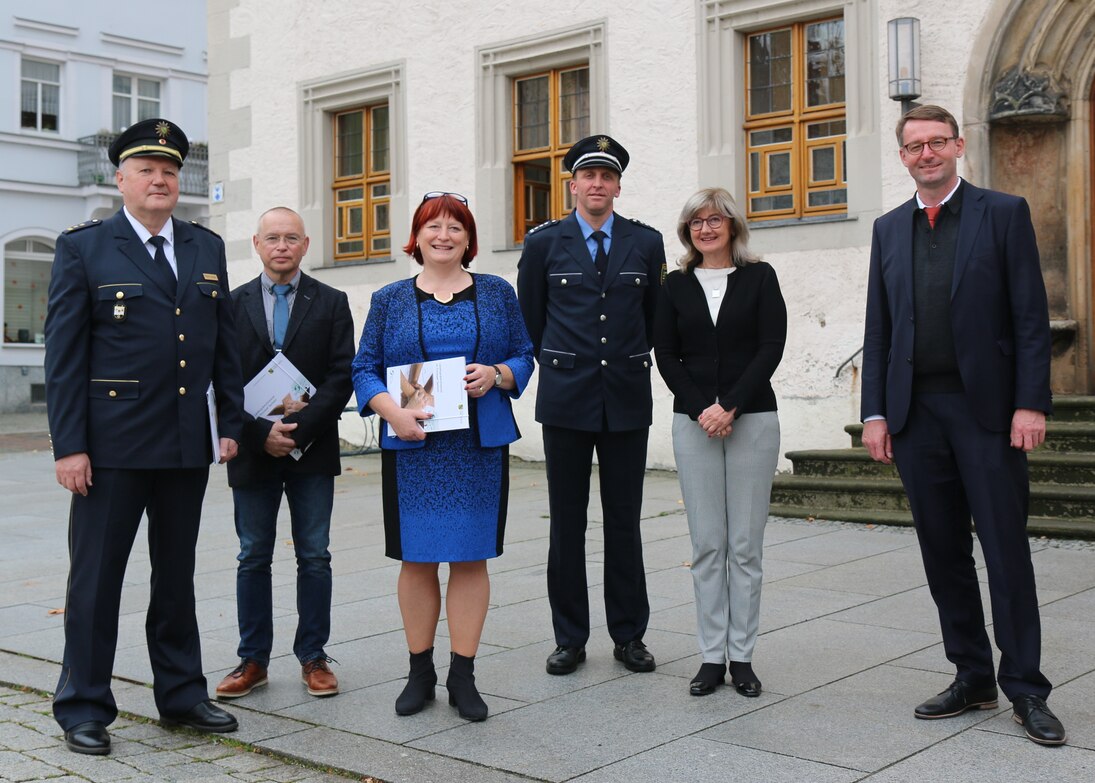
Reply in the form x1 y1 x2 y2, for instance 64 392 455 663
77 133 209 197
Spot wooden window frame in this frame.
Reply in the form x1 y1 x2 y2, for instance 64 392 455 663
331 104 391 262
511 64 589 244
744 16 846 221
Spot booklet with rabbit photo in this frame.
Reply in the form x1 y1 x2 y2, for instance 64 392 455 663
386 356 469 433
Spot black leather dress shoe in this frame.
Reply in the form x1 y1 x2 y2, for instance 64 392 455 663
161 699 238 733
914 680 998 719
613 640 656 672
729 661 761 697
546 645 586 675
733 679 762 697
1012 694 1067 746
64 721 110 755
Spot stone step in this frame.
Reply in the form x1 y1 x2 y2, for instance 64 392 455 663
786 448 1095 484
770 475 1095 529
844 421 1095 452
1049 395 1095 422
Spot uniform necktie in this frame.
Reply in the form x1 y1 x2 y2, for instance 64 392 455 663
924 204 941 229
147 235 177 296
591 230 608 276
272 283 292 350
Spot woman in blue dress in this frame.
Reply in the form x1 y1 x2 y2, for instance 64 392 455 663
351 192 533 721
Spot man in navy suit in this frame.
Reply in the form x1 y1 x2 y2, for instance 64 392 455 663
44 118 245 754
861 105 1065 745
213 207 354 701
517 135 666 676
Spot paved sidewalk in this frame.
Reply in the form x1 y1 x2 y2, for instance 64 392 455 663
2 441 1094 782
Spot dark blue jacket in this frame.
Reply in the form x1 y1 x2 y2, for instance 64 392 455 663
44 209 244 468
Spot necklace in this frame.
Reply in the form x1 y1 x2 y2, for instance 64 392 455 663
433 291 453 304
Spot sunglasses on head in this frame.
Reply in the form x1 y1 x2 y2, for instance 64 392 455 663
422 191 468 205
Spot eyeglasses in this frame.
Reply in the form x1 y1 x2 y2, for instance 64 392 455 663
422 191 468 205
688 215 727 232
901 137 956 156
259 234 304 247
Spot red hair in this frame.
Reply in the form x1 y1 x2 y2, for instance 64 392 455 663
403 194 478 268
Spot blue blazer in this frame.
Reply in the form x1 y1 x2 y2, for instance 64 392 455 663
351 274 534 450
44 209 244 468
861 182 1052 434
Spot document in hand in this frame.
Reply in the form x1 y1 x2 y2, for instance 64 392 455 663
386 355 469 433
244 352 316 460
206 382 219 464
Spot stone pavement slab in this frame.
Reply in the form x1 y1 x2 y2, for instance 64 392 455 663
2 444 1094 782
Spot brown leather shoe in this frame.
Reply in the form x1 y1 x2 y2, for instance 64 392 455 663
215 659 268 700
302 657 339 697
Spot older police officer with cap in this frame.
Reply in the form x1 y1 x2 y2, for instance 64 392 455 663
44 118 245 754
517 135 666 676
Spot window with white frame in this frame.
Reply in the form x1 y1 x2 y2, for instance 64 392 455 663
4 238 54 344
21 59 60 132
113 74 162 131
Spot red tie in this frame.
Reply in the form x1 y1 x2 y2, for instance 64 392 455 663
925 204 941 229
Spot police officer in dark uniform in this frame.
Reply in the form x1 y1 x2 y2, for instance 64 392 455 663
44 118 245 754
517 135 666 676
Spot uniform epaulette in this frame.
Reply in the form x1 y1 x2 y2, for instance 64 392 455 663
64 219 102 234
526 219 559 236
189 220 221 237
628 217 660 232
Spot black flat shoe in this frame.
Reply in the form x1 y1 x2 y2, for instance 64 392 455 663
546 645 586 675
1012 694 1067 746
64 721 110 755
613 640 656 673
689 663 726 696
729 661 762 697
161 699 238 733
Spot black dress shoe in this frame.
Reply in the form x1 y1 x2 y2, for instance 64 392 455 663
546 645 586 675
689 663 726 696
613 640 656 673
1012 694 1067 746
64 721 110 755
914 680 998 719
161 699 238 733
729 661 761 697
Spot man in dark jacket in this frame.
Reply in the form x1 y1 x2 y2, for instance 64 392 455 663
214 207 354 701
517 135 666 676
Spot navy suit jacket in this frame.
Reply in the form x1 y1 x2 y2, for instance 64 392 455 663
44 209 244 468
861 181 1052 434
226 273 355 487
516 211 666 431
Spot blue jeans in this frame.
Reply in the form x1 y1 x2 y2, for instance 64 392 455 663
232 472 334 666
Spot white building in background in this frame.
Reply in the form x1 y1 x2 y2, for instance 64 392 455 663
207 0 1095 469
0 6 208 412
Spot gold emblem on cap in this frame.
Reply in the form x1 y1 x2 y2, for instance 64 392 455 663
156 121 171 138
597 137 611 151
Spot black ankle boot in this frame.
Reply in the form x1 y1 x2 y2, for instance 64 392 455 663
446 652 488 721
395 647 437 715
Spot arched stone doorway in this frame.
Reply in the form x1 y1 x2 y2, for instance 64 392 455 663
963 0 1095 393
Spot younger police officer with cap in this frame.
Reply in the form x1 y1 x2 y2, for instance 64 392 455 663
517 135 666 676
45 118 245 754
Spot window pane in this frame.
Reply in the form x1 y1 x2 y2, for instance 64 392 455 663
558 68 590 145
808 188 847 207
113 95 130 130
336 187 363 202
336 111 363 178
811 146 835 181
750 152 760 192
750 127 793 146
138 79 160 99
40 84 59 131
371 236 390 253
371 183 390 198
805 19 845 107
22 59 59 82
4 255 52 344
374 202 389 232
516 75 550 150
751 194 794 212
21 82 38 128
338 240 364 255
371 105 389 173
748 29 792 115
113 74 131 94
348 206 363 235
807 120 846 139
767 151 791 187
137 99 159 122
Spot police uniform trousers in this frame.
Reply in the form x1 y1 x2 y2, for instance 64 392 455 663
543 423 650 647
891 392 1052 700
53 467 211 729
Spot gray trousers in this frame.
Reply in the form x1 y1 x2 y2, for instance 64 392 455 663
672 411 780 663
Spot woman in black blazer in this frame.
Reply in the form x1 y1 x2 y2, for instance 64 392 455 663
654 187 786 698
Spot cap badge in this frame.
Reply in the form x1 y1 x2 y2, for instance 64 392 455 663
597 137 611 152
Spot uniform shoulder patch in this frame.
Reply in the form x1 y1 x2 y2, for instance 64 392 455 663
189 220 221 237
628 217 660 233
64 219 103 234
526 219 559 236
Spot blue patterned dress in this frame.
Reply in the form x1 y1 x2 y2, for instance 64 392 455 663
381 285 507 562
